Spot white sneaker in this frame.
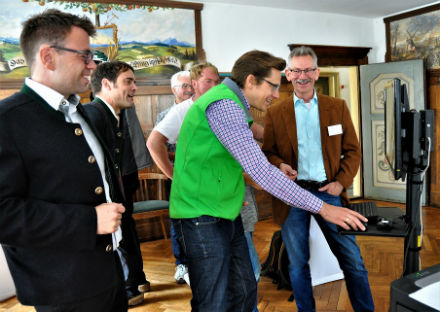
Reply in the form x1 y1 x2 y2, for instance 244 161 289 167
183 271 190 286
174 264 187 284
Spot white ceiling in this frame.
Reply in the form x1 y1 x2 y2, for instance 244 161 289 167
186 0 440 18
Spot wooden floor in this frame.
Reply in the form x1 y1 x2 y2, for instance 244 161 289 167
1 202 439 312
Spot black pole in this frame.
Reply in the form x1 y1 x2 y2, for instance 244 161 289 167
402 165 424 276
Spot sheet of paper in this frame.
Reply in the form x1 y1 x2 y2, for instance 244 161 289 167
408 280 440 310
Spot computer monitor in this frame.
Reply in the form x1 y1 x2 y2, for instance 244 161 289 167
384 78 409 181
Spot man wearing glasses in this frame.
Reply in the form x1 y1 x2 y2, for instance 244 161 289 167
148 63 220 180
156 70 194 131
169 50 367 311
262 46 374 312
0 9 127 311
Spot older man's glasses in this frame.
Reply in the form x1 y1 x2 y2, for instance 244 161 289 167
262 78 280 92
176 83 193 89
288 68 317 76
51 46 93 65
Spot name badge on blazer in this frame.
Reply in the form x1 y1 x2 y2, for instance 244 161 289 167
328 124 343 136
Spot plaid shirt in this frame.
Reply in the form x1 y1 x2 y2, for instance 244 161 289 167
206 97 323 214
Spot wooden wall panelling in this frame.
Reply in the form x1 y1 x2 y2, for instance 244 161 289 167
0 89 18 101
133 86 173 241
134 85 174 138
428 71 440 205
288 44 371 66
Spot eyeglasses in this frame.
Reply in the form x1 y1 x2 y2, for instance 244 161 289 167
288 68 317 76
50 45 93 64
262 78 280 92
176 83 193 89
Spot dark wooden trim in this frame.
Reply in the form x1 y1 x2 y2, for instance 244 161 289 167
194 9 204 60
383 3 440 24
0 81 23 90
428 69 440 79
137 85 172 94
385 21 391 62
288 44 371 66
74 0 203 10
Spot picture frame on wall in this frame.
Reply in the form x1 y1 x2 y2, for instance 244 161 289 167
315 71 340 98
384 3 440 71
0 0 204 89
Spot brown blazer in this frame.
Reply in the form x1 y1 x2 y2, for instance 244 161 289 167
262 93 361 225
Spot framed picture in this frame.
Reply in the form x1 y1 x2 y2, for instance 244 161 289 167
0 0 203 89
384 3 440 70
315 71 340 98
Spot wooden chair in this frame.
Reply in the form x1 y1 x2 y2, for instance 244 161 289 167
132 172 169 239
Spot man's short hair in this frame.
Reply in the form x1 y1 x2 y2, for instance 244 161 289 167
288 46 318 67
170 70 191 88
231 50 286 88
190 62 219 81
20 9 96 72
91 61 134 94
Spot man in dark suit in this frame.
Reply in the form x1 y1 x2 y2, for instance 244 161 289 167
262 46 374 312
0 9 127 312
84 61 150 307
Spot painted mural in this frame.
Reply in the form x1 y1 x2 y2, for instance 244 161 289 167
0 0 197 82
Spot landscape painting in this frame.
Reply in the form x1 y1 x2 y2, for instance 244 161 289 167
385 4 440 70
0 0 200 85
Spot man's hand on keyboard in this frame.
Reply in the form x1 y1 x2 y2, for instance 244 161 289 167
318 202 367 231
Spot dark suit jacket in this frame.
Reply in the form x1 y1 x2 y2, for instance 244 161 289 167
0 86 123 305
83 99 138 206
262 94 361 225
83 99 148 289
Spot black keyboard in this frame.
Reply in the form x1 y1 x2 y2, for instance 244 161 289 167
349 201 378 223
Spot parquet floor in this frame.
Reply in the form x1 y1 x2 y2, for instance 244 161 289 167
1 202 439 312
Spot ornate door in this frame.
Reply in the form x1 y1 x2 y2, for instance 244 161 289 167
360 59 426 203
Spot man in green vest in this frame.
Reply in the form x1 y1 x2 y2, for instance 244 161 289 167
169 50 367 311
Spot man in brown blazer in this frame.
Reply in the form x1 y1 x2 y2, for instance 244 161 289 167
262 46 374 312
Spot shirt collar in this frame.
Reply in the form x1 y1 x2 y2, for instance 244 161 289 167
222 77 250 110
294 90 318 108
96 96 119 120
25 77 79 110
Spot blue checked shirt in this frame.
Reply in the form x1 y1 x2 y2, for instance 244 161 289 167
294 92 327 181
205 97 323 214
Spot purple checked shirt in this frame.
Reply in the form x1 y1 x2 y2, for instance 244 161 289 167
205 96 323 214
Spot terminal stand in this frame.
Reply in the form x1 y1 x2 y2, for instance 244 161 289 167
340 110 433 276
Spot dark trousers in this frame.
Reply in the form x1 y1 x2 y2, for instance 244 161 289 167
172 215 257 312
119 200 147 290
35 254 127 312
165 179 187 266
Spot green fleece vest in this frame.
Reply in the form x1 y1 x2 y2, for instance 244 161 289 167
170 83 252 220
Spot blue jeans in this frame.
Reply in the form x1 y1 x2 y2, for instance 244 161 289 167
281 190 374 312
172 215 257 312
244 231 260 312
171 222 186 265
244 231 260 282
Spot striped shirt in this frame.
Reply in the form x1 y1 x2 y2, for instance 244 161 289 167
205 96 323 213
